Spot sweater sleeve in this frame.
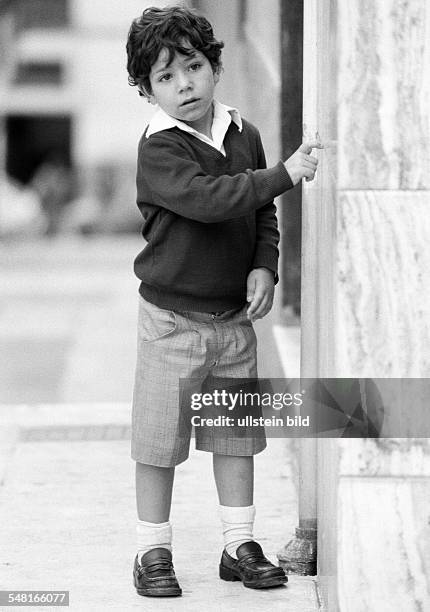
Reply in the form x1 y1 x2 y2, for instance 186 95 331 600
251 132 281 283
137 132 293 223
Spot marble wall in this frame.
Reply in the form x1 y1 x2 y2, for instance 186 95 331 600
336 191 430 377
338 0 430 191
301 0 430 610
338 440 430 611
336 0 430 377
333 0 430 593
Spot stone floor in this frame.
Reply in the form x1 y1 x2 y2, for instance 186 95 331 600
0 236 317 611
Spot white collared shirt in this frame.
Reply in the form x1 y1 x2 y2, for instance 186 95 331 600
146 100 243 156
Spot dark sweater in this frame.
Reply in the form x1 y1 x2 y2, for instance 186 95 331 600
134 118 293 312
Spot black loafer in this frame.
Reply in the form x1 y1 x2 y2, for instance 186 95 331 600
133 548 182 597
219 541 288 589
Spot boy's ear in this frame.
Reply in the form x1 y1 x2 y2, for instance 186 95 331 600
138 84 156 104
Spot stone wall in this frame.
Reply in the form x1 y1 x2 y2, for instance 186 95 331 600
336 0 430 377
301 0 430 609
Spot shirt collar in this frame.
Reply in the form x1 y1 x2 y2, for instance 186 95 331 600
146 100 242 138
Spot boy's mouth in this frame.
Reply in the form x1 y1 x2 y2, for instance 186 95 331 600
180 97 200 107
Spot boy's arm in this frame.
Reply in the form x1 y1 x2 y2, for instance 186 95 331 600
251 132 280 283
137 132 293 224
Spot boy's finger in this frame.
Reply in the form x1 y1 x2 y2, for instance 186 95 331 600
249 296 272 321
246 276 256 303
247 291 265 317
299 141 324 154
247 299 260 317
250 292 271 313
304 167 316 179
304 154 319 164
302 160 318 170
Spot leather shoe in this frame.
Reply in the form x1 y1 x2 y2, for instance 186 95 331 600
133 548 182 597
219 541 288 589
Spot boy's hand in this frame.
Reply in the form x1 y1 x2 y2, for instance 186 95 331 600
284 141 324 185
246 268 275 322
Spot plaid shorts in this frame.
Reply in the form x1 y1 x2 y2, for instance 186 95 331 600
131 295 266 467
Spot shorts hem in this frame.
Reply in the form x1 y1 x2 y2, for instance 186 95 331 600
131 450 189 468
195 440 267 456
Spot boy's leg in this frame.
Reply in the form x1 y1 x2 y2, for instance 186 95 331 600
193 309 287 587
214 454 287 588
212 454 253 506
131 299 210 598
135 462 174 561
133 462 181 598
204 310 261 559
213 454 256 558
213 452 255 561
136 462 175 522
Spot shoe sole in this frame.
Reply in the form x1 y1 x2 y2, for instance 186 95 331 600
219 564 288 589
135 585 182 597
134 577 182 597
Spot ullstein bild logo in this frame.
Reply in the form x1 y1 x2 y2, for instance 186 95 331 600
190 414 310 428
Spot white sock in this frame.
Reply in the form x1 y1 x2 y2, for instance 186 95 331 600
219 504 256 558
136 520 172 564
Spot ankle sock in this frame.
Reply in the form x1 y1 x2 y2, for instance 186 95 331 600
136 519 172 564
219 504 256 558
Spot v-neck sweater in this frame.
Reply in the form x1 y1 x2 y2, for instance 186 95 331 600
134 118 293 312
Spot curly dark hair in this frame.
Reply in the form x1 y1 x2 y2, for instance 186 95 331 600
126 5 224 97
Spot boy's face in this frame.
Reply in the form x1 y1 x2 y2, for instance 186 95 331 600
147 45 220 134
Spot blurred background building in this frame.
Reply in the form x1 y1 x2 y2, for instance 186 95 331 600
0 0 165 237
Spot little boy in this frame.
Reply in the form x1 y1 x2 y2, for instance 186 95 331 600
126 5 321 598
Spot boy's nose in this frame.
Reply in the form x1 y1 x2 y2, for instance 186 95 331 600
177 73 192 92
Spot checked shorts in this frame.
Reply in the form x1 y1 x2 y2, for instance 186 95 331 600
131 295 266 467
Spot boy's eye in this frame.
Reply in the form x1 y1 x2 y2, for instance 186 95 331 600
188 63 202 72
159 73 172 82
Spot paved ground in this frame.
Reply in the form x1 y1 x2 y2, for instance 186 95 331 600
0 236 317 611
